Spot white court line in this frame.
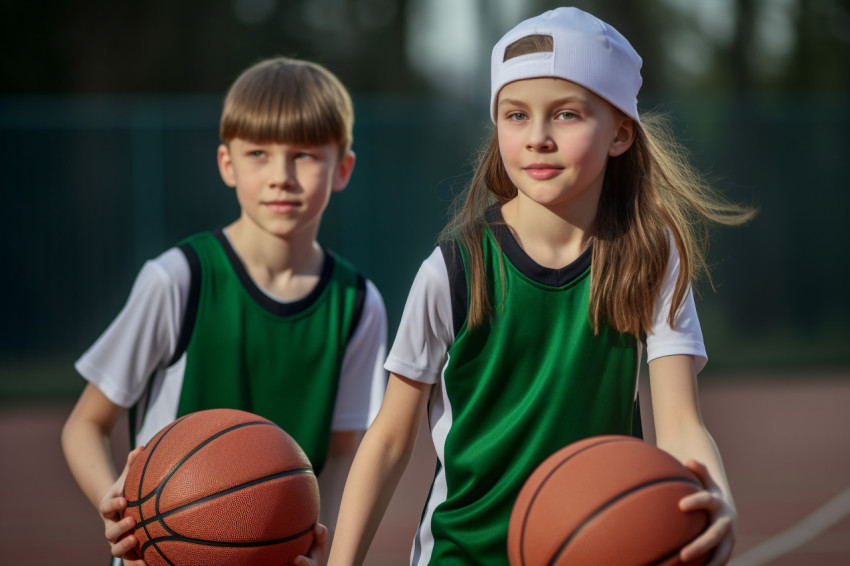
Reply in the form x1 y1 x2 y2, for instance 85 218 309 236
729 485 850 566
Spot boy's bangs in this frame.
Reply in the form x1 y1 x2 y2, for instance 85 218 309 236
220 59 352 158
227 92 343 148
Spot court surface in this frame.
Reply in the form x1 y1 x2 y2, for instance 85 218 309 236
1 371 848 565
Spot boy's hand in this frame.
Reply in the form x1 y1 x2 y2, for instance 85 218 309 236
678 460 736 565
290 523 328 566
99 447 146 565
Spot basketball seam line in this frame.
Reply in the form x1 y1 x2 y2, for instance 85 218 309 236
132 413 191 565
128 420 280 507
519 437 627 566
129 416 299 563
547 476 703 566
139 523 316 554
133 466 315 530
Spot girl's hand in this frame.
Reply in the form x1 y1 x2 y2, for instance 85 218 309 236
99 447 146 565
679 460 737 565
291 523 328 566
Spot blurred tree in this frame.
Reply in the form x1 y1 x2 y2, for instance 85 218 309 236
782 0 850 91
2 0 848 96
0 0 426 95
1 0 848 369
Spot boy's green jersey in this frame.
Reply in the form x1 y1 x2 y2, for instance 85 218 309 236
169 231 366 473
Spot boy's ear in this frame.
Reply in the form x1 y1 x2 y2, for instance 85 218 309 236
608 117 636 157
332 150 356 193
217 144 237 187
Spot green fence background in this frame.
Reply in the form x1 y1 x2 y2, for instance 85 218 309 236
1 91 848 400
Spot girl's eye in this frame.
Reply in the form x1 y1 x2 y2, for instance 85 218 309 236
507 112 527 121
557 111 577 120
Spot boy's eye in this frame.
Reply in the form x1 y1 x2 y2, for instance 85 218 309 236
249 150 266 158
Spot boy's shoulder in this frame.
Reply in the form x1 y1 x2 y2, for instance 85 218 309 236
324 247 362 279
173 229 218 250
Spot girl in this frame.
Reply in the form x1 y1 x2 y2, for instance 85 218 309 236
329 7 750 566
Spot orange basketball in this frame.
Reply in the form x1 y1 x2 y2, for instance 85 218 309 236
122 408 318 566
508 435 709 566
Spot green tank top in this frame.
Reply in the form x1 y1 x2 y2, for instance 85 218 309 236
421 217 639 565
173 230 365 474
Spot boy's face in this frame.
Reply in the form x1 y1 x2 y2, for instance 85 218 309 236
217 138 354 241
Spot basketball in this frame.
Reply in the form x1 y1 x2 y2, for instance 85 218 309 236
122 408 319 566
508 435 709 566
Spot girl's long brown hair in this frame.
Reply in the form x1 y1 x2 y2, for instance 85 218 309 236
441 39 754 338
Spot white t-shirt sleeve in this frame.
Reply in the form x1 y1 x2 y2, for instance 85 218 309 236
645 241 708 373
384 247 455 384
74 248 189 408
332 280 389 430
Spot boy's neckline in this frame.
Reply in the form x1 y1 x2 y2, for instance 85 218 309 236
213 228 334 315
486 205 591 287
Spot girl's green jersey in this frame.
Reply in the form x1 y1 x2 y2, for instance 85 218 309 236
385 206 708 566
419 224 638 565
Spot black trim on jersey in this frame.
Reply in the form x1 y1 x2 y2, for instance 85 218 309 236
485 205 592 287
213 228 335 317
440 239 468 337
632 396 644 439
347 272 367 344
444 209 644 436
168 242 202 367
129 243 203 451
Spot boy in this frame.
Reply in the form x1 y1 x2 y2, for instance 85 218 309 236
61 57 387 566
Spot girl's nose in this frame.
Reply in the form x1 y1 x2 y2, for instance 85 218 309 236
526 122 555 152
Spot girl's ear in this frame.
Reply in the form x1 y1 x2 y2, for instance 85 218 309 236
609 117 636 157
217 144 237 187
332 150 356 193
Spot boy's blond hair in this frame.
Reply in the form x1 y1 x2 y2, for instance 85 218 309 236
220 57 353 161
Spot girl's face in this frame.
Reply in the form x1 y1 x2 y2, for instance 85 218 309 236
496 78 634 220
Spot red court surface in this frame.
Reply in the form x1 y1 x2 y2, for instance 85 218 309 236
1 371 848 566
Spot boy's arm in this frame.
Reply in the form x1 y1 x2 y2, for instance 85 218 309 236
327 373 430 566
61 383 125 512
61 383 143 561
649 354 736 565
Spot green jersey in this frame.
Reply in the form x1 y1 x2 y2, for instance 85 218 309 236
386 208 705 565
172 231 367 472
78 229 387 478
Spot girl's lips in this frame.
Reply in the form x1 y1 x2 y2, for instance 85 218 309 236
524 164 562 180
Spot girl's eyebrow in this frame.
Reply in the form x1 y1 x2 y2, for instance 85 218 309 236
549 96 589 107
498 96 590 109
497 97 529 109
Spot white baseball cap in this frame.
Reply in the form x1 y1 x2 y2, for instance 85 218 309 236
490 7 643 123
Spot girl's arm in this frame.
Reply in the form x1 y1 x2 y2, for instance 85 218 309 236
317 431 364 551
327 373 431 566
648 354 737 565
61 383 145 564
